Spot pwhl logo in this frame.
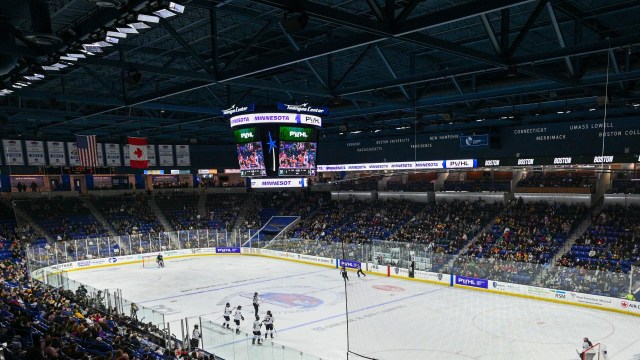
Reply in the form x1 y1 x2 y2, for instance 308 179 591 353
108 258 118 263
250 293 323 309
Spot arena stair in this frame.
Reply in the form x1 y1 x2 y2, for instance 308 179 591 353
246 216 301 247
148 196 179 247
197 192 208 218
82 198 118 236
532 202 601 286
2 198 53 243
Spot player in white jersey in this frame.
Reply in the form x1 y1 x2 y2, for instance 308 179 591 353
252 316 263 345
233 305 244 334
222 303 232 329
263 310 274 339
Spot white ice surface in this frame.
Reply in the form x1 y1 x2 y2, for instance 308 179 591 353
66 256 640 360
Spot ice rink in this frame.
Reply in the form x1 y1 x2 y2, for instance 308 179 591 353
66 255 640 360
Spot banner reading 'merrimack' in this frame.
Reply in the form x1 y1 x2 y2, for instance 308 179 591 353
47 141 66 166
26 140 45 166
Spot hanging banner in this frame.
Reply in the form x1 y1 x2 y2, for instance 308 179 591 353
158 144 174 166
96 143 105 167
147 145 157 167
47 141 67 166
2 139 24 165
175 144 190 166
26 140 46 166
67 142 80 166
123 144 130 165
104 143 122 167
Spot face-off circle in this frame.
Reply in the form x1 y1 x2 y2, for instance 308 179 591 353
372 285 406 292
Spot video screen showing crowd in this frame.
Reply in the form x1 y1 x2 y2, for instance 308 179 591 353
278 142 317 170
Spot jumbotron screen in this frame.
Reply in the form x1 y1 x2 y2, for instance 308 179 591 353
278 141 317 176
236 142 266 177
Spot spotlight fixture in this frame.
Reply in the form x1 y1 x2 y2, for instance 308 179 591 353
281 12 309 33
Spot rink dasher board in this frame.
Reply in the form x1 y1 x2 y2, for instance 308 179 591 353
29 247 640 318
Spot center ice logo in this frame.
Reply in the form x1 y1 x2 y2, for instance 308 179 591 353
243 293 323 309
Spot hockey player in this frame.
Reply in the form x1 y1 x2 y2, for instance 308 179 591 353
233 305 245 334
253 292 259 317
190 325 201 349
356 264 366 278
222 303 232 329
252 316 262 345
263 310 274 339
340 266 349 281
579 337 594 360
156 253 164 268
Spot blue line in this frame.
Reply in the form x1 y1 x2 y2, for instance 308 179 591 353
210 286 446 350
138 268 330 304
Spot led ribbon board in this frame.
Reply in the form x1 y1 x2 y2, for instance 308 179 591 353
230 113 322 128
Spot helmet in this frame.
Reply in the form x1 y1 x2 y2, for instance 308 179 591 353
267 310 272 315
583 337 588 341
226 303 230 307
237 306 242 310
254 292 258 295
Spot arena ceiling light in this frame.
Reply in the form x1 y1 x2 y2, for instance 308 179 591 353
137 14 160 23
105 36 120 44
66 53 86 59
59 56 78 62
82 43 103 52
128 22 151 30
106 31 127 39
116 27 139 34
153 2 185 18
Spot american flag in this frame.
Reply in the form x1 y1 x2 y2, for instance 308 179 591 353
75 135 98 167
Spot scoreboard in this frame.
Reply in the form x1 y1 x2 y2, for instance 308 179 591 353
225 103 325 178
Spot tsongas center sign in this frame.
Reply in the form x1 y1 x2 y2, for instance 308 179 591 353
276 102 330 116
230 113 322 128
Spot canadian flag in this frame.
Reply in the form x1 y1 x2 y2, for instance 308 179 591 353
127 137 149 168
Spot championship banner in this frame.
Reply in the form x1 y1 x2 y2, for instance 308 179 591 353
147 145 157 167
104 143 122 166
67 142 80 166
47 141 67 166
2 139 24 165
96 143 105 167
26 140 45 166
175 144 190 166
158 145 174 166
123 144 130 165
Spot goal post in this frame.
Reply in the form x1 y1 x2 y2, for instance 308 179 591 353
142 254 158 268
582 343 607 360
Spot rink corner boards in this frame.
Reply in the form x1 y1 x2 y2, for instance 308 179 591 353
30 247 640 318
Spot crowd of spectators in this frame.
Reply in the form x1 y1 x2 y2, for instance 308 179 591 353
390 200 502 254
464 200 586 265
0 236 215 359
517 171 595 189
204 194 244 230
16 199 107 241
91 195 164 236
156 193 207 231
540 205 640 297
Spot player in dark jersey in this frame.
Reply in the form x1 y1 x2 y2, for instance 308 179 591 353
341 267 349 281
156 253 164 268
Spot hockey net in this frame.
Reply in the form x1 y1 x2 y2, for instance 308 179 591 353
582 343 607 360
142 255 159 268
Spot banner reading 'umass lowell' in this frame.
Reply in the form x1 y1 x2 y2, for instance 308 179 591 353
318 117 640 165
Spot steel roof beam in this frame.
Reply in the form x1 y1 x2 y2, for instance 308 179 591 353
480 14 501 55
546 2 575 77
278 23 327 88
507 0 549 57
374 46 410 101
161 20 218 78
